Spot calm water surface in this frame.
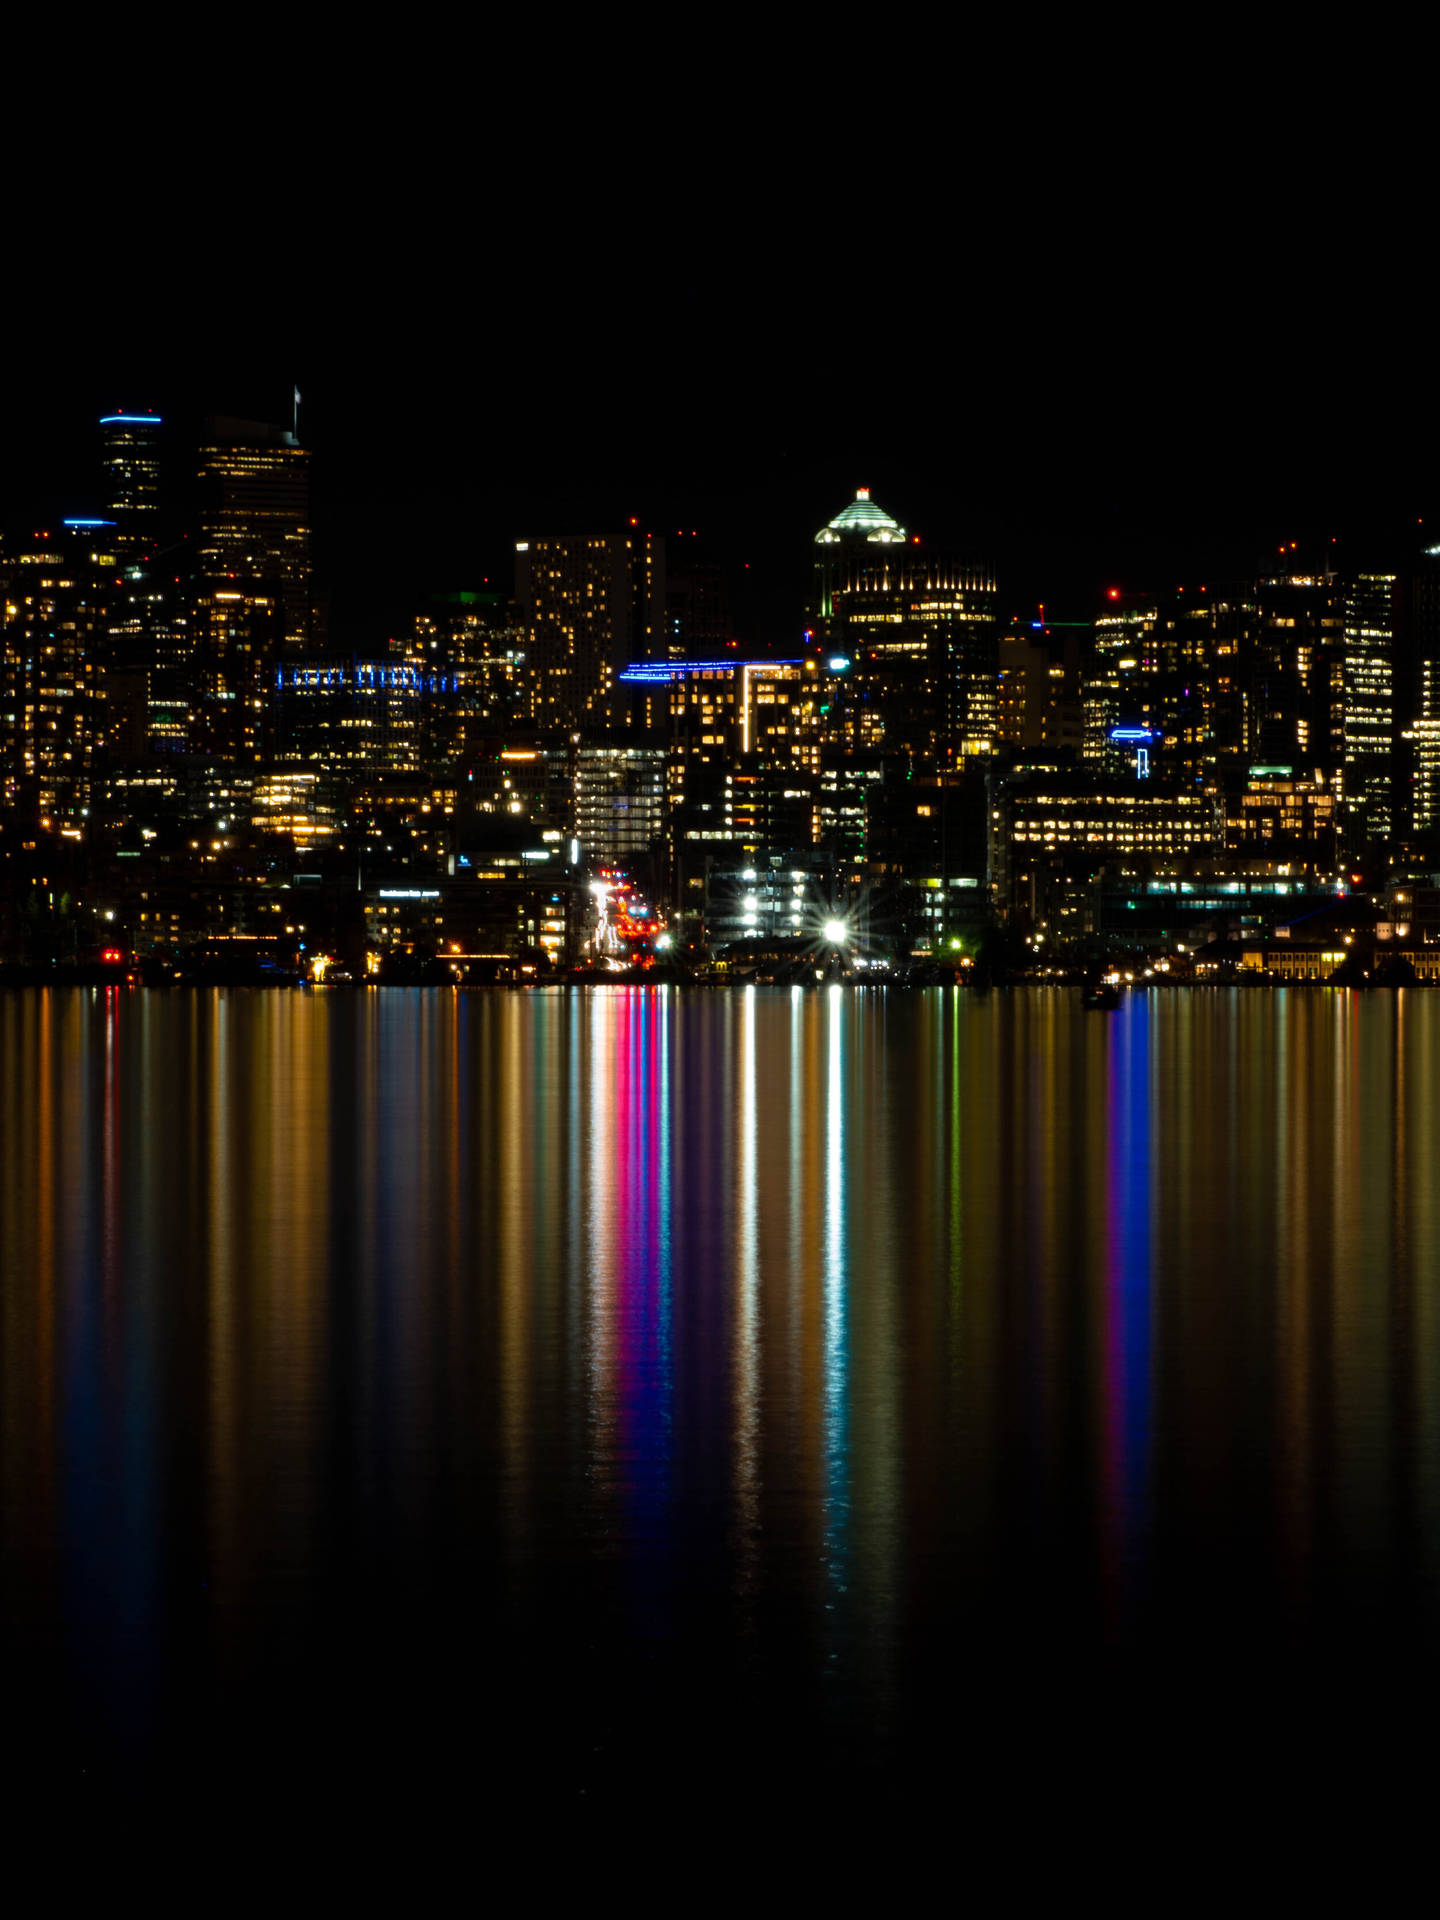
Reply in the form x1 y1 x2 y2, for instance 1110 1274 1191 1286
3 985 1440 1821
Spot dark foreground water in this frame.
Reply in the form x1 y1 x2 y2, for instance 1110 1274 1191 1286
3 985 1440 1837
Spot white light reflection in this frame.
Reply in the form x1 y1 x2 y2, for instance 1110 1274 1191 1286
823 984 850 1580
735 985 761 1596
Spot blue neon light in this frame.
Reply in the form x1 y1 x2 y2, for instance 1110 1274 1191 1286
99 415 162 425
63 518 116 527
1110 727 1156 742
618 658 804 681
277 662 456 695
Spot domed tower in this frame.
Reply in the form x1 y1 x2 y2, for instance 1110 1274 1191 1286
813 486 997 767
814 487 907 624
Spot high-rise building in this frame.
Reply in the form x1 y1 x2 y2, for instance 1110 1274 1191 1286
573 741 668 867
275 658 459 776
997 626 1084 758
1396 545 1440 841
1341 572 1396 849
1225 768 1338 880
1408 698 1440 837
814 486 910 620
514 528 665 730
195 416 311 651
1084 587 1241 791
100 564 194 759
189 585 279 765
99 411 163 549
1085 592 1162 776
410 592 532 749
1250 568 1344 775
1161 586 1253 788
816 489 997 766
665 531 731 658
618 655 827 804
1 523 112 826
987 766 1223 925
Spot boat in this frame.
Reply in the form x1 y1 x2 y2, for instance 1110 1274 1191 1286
1081 976 1122 1010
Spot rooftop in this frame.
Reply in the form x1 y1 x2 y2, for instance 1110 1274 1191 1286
816 487 906 546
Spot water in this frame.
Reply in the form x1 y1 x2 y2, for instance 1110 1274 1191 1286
3 985 1440 1831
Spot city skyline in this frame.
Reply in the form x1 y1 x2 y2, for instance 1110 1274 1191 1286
6 395 1440 992
5 390 1437 640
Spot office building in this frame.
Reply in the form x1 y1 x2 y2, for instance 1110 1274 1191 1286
988 766 1222 925
195 416 312 651
275 658 460 776
618 655 827 798
997 626 1084 757
1 523 112 827
411 592 532 745
573 740 667 868
515 527 665 730
1341 572 1396 849
816 489 997 766
99 411 163 549
1225 767 1338 880
1250 567 1343 775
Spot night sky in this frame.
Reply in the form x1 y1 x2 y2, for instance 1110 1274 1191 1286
6 36 1432 642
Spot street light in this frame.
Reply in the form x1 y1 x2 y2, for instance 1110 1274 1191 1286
823 918 847 945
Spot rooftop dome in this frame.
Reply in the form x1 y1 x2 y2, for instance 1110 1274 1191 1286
816 487 906 546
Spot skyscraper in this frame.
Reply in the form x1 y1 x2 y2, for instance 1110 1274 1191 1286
99 410 162 549
1250 567 1343 774
195 416 311 651
0 522 111 825
1341 572 1396 850
816 490 996 767
514 527 665 730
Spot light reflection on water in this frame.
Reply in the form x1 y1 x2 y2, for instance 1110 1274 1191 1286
4 985 1440 1812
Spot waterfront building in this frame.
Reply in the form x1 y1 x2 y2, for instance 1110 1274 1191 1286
1225 766 1338 880
698 854 839 950
988 766 1223 927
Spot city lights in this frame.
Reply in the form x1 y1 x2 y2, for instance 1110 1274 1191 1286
0 410 1423 992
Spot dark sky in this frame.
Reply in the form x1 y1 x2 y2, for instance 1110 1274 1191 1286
5 32 1433 643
